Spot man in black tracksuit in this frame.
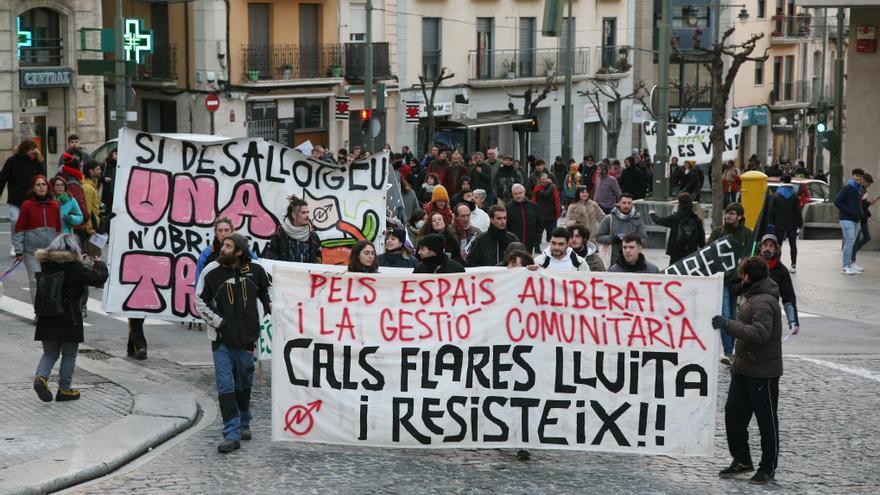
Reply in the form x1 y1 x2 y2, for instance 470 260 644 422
767 175 802 271
196 233 271 454
712 256 783 485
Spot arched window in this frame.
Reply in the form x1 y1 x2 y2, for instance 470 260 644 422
18 8 62 66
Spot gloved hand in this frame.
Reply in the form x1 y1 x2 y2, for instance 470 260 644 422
711 315 728 330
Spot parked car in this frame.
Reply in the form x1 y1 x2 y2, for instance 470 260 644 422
767 178 830 206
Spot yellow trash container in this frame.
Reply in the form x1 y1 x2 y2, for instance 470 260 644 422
740 171 768 231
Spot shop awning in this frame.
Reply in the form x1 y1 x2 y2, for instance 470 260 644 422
437 111 533 130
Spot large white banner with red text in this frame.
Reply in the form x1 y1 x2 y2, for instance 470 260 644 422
103 129 388 321
271 264 723 455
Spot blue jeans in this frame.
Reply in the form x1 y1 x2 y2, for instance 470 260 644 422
213 343 255 441
839 220 858 269
36 341 79 389
721 286 737 355
853 221 871 262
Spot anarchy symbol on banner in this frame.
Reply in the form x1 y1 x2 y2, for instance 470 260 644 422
283 400 323 436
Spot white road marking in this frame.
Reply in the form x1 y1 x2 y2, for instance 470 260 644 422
86 298 172 326
0 296 92 326
798 312 820 318
789 355 880 383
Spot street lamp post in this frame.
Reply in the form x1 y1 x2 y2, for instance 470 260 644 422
562 0 573 165
652 0 671 200
364 0 374 153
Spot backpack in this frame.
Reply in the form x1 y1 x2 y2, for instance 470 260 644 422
675 214 702 254
34 271 66 317
541 251 583 269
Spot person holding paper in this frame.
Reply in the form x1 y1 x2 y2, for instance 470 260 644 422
196 233 272 454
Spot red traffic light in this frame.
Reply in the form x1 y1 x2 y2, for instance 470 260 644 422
360 109 372 121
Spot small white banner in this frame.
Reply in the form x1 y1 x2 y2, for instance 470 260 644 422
643 118 742 164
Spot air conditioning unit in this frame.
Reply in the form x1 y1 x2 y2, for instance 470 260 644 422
453 103 474 119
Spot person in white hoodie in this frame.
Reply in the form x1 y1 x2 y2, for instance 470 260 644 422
533 227 590 272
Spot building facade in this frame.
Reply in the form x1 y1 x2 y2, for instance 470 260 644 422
1 0 105 175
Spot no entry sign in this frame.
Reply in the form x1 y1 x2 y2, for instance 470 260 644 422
205 94 220 112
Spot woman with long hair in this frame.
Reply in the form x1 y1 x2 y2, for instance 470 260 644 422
32 234 109 402
347 240 379 273
417 212 461 263
722 160 742 207
14 175 61 303
49 176 84 234
565 186 605 242
2 139 46 256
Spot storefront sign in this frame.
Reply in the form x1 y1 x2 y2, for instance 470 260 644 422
737 106 769 127
20 68 73 88
584 103 601 123
0 112 13 130
124 19 153 63
771 112 796 132
418 102 452 118
675 110 713 126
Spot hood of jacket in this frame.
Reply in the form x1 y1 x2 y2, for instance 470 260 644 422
35 249 79 264
743 275 780 299
776 184 797 199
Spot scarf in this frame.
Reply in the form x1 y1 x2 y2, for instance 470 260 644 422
282 218 312 241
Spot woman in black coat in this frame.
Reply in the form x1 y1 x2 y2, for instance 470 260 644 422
33 234 109 402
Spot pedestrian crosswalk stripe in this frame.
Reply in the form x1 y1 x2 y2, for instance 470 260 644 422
789 355 880 383
798 312 820 318
86 298 172 326
0 295 92 326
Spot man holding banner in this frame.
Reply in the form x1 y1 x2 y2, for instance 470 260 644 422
196 233 272 454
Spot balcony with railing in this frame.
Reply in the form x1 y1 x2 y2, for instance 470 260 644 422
669 84 713 109
344 42 391 82
467 47 590 83
771 14 814 43
18 36 63 67
135 45 177 83
770 80 811 107
594 45 632 79
241 44 344 82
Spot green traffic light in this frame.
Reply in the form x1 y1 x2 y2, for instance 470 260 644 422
817 122 827 133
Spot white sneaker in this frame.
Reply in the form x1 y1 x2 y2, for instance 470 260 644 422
851 264 864 273
843 266 857 275
789 265 796 274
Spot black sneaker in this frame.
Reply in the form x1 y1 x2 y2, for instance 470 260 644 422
718 461 754 478
218 439 240 454
748 469 775 484
55 388 81 401
34 376 53 402
133 349 147 360
516 449 531 461
240 427 252 441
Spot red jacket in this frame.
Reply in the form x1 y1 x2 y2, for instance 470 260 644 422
14 196 62 255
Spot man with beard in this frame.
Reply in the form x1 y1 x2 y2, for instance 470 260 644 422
568 224 605 271
596 193 647 266
196 217 258 281
533 227 590 271
579 155 598 189
708 202 753 364
468 205 519 266
505 184 542 253
742 234 800 337
378 228 417 268
608 232 660 273
196 233 271 454
263 195 322 263
494 155 522 204
452 203 480 264
413 233 465 273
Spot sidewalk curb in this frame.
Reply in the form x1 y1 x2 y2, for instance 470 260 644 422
0 357 201 495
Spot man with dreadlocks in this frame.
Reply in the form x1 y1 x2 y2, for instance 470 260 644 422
263 195 322 263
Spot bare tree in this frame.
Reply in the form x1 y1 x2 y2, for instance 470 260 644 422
675 27 769 226
636 81 713 124
578 80 646 157
507 74 557 168
416 68 455 154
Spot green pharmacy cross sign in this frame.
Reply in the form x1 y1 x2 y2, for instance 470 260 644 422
17 17 32 59
123 18 152 63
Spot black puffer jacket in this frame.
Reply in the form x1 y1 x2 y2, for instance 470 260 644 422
649 208 706 263
1 154 46 206
726 276 783 378
196 259 272 350
34 249 109 343
378 249 417 268
414 252 465 273
467 227 519 266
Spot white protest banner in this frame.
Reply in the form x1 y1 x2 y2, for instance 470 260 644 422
103 128 389 323
272 265 723 455
643 118 742 164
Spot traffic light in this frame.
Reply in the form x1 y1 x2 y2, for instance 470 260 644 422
525 116 539 132
541 0 564 37
360 109 372 131
816 103 835 154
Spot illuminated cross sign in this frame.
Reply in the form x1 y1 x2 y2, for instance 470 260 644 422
17 17 32 59
123 19 152 63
